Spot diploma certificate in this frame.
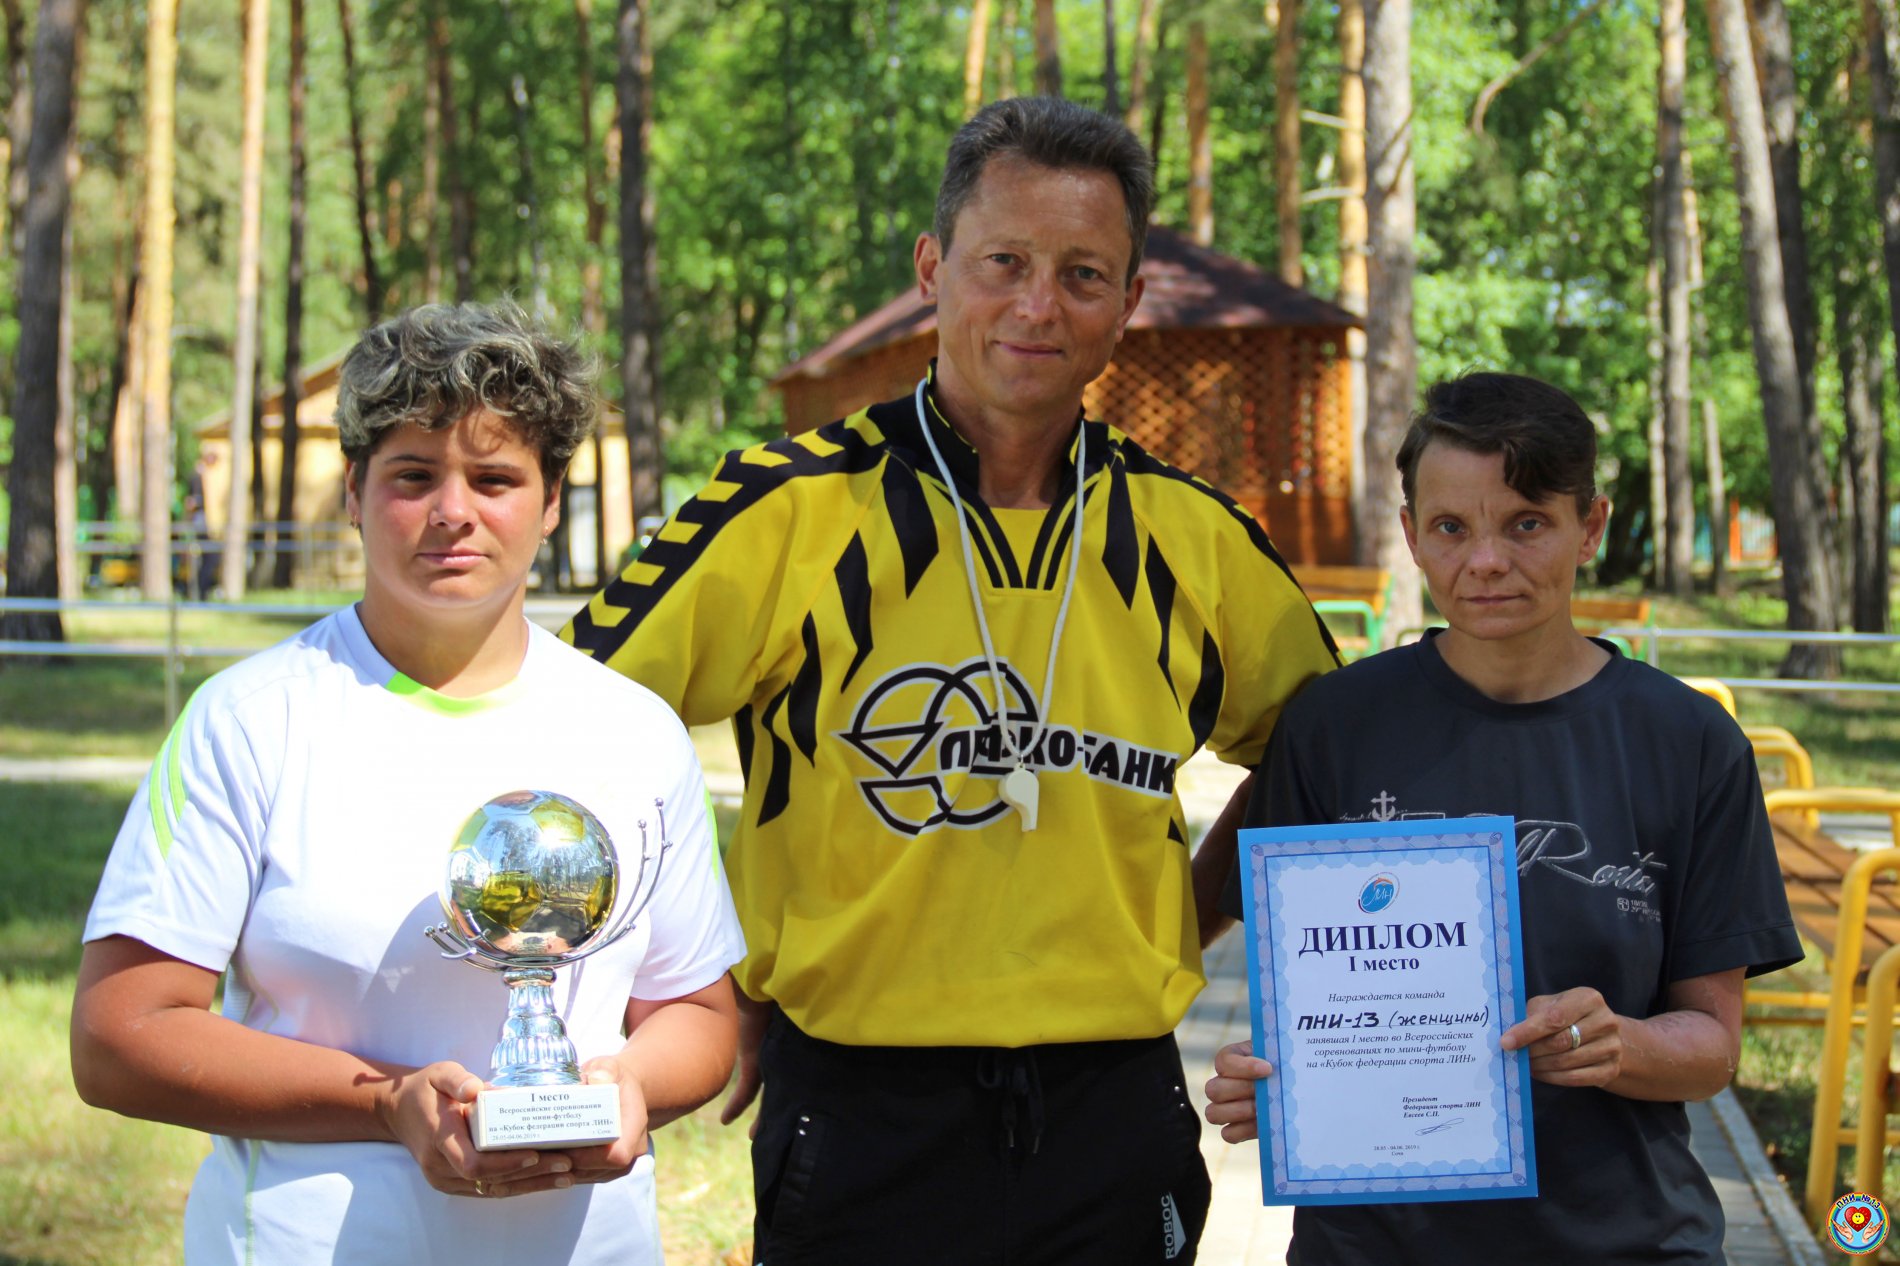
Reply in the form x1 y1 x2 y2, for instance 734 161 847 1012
1237 817 1536 1205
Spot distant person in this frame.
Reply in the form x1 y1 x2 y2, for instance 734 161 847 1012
1203 373 1801 1265
71 302 744 1266
565 97 1338 1262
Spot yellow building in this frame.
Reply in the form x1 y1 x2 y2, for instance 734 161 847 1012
194 351 637 591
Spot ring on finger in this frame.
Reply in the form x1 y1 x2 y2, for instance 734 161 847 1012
1567 1023 1582 1052
475 1179 487 1196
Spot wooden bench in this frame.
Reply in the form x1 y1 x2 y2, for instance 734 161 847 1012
1769 799 1900 982
1290 564 1391 660
1570 593 1651 656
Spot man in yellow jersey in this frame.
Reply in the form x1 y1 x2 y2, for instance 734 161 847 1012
566 96 1337 1264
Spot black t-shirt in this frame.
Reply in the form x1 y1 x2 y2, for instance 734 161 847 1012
1231 633 1801 1265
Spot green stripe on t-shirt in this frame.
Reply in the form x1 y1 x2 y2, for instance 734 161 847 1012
147 688 203 861
384 671 518 715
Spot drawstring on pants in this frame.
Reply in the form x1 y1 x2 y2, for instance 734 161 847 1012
976 1048 1046 1154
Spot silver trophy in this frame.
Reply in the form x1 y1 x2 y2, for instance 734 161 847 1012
424 789 670 1151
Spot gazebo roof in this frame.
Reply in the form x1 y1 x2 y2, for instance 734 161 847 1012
772 223 1362 386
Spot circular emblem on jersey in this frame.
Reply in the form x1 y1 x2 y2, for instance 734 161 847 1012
836 659 1039 836
1830 1193 1889 1254
1358 874 1398 914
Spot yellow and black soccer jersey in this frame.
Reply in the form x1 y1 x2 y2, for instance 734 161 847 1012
565 378 1338 1048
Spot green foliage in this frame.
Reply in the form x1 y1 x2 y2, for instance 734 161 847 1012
0 0 1893 528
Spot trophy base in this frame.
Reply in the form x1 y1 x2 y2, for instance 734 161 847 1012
471 1082 622 1152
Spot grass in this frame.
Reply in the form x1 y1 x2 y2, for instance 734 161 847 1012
0 599 338 759
0 771 758 1266
1570 582 1900 788
0 777 207 1266
1 977 206 1266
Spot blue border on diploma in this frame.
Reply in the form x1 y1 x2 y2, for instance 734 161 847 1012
1236 816 1537 1206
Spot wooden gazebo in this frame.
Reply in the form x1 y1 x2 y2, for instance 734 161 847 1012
771 225 1363 563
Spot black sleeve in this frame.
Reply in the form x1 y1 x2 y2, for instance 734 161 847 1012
1666 735 1803 982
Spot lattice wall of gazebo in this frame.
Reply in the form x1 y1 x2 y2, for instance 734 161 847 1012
778 325 1354 564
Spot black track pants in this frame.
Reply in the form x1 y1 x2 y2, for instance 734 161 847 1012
750 1013 1211 1265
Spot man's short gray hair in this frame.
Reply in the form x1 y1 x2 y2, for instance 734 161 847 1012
335 301 598 488
934 96 1155 283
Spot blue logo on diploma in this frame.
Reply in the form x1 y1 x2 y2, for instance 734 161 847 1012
1237 816 1536 1206
1357 873 1398 914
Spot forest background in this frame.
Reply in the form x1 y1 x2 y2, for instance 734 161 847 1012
0 0 1894 653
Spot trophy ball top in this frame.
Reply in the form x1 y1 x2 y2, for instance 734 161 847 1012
443 790 618 963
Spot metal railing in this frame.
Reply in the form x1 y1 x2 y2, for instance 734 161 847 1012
1600 625 1900 698
4 598 1897 723
71 520 366 593
0 595 589 720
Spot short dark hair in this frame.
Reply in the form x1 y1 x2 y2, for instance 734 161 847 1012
1396 373 1599 515
335 301 598 491
934 96 1155 283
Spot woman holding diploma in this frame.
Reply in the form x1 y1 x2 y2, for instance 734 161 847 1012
70 303 745 1266
1205 373 1800 1264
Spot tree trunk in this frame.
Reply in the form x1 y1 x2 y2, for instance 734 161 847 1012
618 0 662 526
249 325 268 523
1867 0 1900 624
337 0 382 324
1683 149 1729 595
1358 0 1421 637
1836 276 1889 633
502 0 547 315
1701 403 1730 594
1644 254 1668 586
1033 0 1062 96
1748 0 1818 430
3 0 26 257
575 0 606 575
1186 15 1211 245
421 1 443 302
139 0 174 602
576 0 605 334
1275 0 1303 286
271 0 307 591
93 247 135 529
111 252 142 525
54 153 76 601
1125 0 1160 136
1705 0 1840 676
1102 0 1120 118
997 0 1018 100
438 1 472 303
3 0 84 644
1338 0 1368 519
1655 0 1693 596
1146 2 1168 168
964 0 991 116
224 0 268 599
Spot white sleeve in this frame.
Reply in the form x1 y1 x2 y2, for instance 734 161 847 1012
83 683 271 972
627 715 745 1002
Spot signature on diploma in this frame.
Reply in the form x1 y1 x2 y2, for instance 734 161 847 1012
1415 1118 1465 1137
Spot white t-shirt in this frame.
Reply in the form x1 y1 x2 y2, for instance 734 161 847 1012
85 607 746 1266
